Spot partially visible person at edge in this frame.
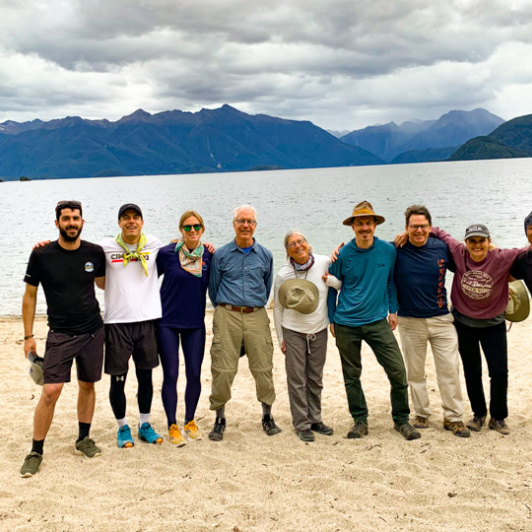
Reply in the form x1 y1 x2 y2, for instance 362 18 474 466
98 204 164 448
207 205 281 441
394 205 469 438
427 223 528 435
20 201 105 478
328 200 421 441
273 231 341 442
156 210 213 446
510 211 532 306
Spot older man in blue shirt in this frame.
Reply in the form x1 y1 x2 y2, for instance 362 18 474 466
208 205 280 441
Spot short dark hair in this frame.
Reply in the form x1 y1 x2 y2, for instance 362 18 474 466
404 205 432 226
56 200 82 220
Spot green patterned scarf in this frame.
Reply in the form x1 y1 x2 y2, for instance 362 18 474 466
115 233 149 277
175 241 204 277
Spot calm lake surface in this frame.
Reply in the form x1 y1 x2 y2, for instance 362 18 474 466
2 158 532 316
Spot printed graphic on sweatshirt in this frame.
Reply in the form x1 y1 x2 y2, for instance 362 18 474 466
461 270 493 300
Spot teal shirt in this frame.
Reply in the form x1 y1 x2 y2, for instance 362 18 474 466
327 236 398 326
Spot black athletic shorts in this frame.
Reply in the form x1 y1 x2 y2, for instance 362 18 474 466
43 326 105 384
104 320 159 375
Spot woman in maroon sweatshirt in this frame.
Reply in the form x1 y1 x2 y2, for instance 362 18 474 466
431 224 527 436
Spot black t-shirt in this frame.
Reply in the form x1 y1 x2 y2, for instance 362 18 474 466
510 249 532 294
24 240 105 334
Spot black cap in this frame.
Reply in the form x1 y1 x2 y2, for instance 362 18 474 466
464 224 490 239
118 203 143 219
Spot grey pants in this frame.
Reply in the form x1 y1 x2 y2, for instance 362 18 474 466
283 327 328 431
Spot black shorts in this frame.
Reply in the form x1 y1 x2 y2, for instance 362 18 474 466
43 326 105 384
104 320 159 375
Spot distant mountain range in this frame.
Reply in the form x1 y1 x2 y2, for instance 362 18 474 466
340 109 505 162
0 105 382 180
449 115 532 161
0 105 530 181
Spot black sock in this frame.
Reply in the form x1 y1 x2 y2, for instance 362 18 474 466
77 422 91 442
262 403 272 417
31 439 44 455
216 406 225 419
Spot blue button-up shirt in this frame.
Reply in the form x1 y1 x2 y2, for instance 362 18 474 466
209 239 273 307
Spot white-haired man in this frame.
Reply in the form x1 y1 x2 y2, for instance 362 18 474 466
208 205 280 441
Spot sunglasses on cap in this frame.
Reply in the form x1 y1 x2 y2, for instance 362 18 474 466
182 224 202 232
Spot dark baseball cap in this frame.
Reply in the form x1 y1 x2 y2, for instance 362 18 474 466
118 203 143 219
464 224 490 239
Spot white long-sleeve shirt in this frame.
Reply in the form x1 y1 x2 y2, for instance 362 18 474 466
273 254 341 345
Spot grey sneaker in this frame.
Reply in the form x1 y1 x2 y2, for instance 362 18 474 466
74 437 102 458
296 429 315 442
20 452 43 478
394 422 421 441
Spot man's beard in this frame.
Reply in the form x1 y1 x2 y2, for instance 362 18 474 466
60 225 82 242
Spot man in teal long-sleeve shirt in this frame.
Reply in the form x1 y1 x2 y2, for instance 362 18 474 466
328 201 420 441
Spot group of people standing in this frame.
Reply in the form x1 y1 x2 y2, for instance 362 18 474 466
20 198 532 478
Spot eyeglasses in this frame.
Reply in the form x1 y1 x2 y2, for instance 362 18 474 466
409 224 430 230
288 238 306 248
235 219 257 225
182 224 202 232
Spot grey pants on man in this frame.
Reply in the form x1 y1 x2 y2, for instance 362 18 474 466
283 327 328 431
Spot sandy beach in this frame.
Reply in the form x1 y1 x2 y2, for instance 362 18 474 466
2 311 532 531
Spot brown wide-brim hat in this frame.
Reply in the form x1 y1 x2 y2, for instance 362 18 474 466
342 200 385 226
505 280 530 323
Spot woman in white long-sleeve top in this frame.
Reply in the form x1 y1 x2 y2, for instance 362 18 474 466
273 230 341 442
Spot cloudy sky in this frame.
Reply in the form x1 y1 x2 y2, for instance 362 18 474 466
1 0 531 131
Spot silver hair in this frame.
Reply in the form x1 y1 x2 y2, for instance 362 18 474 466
233 204 257 222
283 230 313 258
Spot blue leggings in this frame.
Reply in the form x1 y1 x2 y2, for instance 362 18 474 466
158 326 206 426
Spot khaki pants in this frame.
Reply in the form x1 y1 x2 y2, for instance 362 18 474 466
209 305 275 411
398 314 464 422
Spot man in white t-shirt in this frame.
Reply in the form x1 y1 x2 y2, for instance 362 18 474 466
97 203 164 448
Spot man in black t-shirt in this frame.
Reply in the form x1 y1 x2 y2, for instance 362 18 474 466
20 201 106 478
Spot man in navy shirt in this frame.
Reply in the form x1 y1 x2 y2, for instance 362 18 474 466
207 205 281 441
395 205 469 437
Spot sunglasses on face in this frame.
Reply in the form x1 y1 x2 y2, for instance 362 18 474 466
182 224 202 232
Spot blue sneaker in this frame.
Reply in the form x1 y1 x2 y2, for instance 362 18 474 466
138 422 163 445
117 425 134 448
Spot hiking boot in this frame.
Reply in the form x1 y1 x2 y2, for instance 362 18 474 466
168 424 187 447
311 422 334 436
466 415 486 432
413 416 429 429
489 418 510 435
208 417 226 441
20 452 43 478
117 425 134 448
262 415 282 436
297 429 315 442
443 419 471 438
394 422 421 441
138 422 163 445
74 437 102 458
347 421 368 439
184 420 203 441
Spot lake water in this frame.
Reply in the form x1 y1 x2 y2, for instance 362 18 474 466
2 158 532 316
